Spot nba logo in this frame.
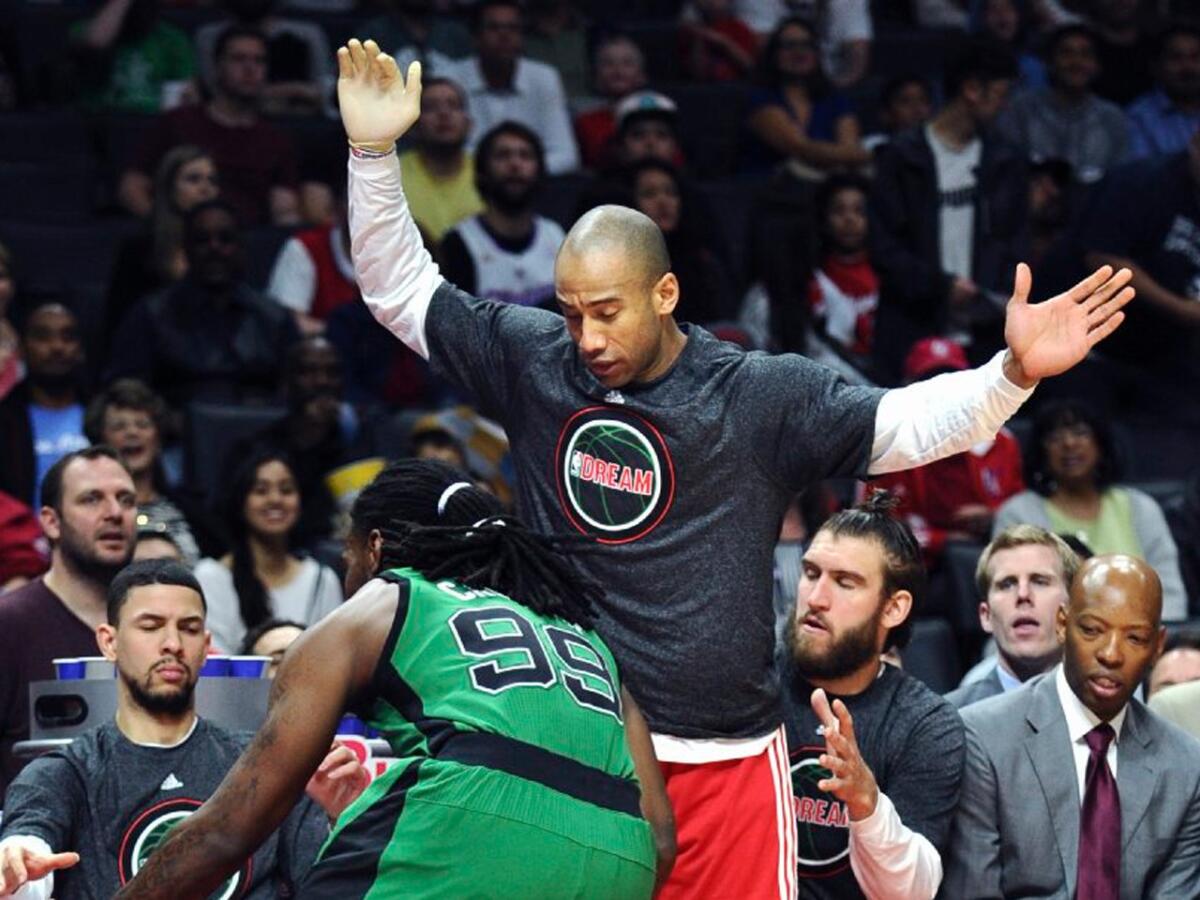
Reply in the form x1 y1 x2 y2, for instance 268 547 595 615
570 451 582 478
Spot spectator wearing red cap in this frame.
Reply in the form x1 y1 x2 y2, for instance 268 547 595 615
868 337 1024 567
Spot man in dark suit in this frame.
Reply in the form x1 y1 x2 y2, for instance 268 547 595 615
947 524 1079 709
940 554 1200 899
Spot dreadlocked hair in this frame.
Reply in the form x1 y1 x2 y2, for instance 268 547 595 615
350 459 603 630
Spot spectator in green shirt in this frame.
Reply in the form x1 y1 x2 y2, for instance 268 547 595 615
70 0 195 114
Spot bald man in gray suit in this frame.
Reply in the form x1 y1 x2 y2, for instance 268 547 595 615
939 555 1200 899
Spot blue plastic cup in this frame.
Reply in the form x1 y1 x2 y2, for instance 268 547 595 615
82 657 115 679
229 656 269 678
54 658 84 680
201 656 231 677
337 715 368 736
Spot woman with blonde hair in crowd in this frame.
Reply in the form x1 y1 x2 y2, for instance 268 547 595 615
104 144 219 349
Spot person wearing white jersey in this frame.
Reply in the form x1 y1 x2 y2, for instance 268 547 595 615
439 120 564 310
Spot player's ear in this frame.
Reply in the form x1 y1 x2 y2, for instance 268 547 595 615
882 590 912 631
40 505 62 542
97 623 118 661
653 272 679 317
367 528 384 574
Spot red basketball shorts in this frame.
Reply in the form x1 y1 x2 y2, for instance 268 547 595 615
655 727 796 899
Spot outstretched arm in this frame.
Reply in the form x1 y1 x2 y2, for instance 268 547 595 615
869 264 1133 475
113 593 390 900
340 39 443 359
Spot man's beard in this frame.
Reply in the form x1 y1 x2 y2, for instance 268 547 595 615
787 603 883 682
58 521 132 587
482 179 536 215
124 665 197 717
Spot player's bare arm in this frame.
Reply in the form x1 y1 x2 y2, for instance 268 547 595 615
113 593 391 900
621 688 677 889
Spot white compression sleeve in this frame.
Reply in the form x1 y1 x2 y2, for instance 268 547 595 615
346 149 445 360
868 351 1034 475
848 791 944 900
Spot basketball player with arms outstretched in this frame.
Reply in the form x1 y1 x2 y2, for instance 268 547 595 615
313 40 1129 898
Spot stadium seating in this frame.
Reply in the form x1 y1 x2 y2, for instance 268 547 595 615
904 617 962 693
185 401 287 498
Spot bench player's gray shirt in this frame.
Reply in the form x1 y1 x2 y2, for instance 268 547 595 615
0 718 327 899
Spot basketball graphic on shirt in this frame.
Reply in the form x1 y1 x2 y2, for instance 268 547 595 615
555 406 675 544
791 745 852 879
119 797 250 898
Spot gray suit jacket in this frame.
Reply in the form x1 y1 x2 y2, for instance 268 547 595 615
939 674 1200 899
945 665 1004 710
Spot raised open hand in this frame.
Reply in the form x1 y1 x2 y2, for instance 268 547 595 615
336 39 422 150
811 688 878 822
1004 262 1134 387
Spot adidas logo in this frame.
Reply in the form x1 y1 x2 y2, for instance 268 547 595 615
604 390 625 405
160 773 184 791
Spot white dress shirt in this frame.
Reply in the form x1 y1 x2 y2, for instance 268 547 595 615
1054 664 1127 801
441 57 579 174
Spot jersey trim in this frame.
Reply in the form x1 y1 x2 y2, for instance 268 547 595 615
368 573 458 752
436 729 642 819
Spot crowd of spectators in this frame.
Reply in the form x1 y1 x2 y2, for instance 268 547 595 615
2 0 1200 893
1 0 1199 686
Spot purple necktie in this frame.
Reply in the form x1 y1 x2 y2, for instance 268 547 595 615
1076 723 1121 900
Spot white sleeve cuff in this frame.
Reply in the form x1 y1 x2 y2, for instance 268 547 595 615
868 350 1034 475
849 788 893 841
848 792 944 900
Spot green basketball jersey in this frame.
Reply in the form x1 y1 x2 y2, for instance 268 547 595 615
302 569 656 899
366 567 636 777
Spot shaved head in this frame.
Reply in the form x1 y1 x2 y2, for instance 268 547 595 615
559 205 671 286
1070 554 1163 624
554 204 685 389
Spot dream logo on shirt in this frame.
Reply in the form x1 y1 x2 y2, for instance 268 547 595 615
119 797 251 898
554 406 675 544
791 745 852 879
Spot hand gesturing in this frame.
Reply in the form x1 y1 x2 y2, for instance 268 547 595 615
811 688 878 823
1004 262 1134 387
